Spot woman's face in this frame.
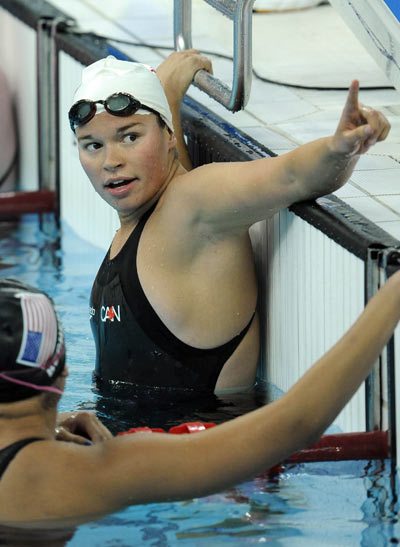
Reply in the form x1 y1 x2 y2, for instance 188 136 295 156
76 111 176 220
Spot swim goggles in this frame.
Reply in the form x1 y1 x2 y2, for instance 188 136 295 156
68 92 159 132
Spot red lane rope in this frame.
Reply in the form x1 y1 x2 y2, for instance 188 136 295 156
0 190 55 215
286 430 389 463
118 423 389 464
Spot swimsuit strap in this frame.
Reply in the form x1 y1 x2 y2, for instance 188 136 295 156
108 203 157 263
0 437 44 479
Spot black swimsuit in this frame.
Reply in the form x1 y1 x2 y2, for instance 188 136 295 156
0 438 43 479
90 204 254 394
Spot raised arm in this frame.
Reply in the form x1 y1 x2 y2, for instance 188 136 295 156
287 80 390 201
178 81 390 232
157 49 213 171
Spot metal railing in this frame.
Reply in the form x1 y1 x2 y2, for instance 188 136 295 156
366 247 400 464
174 0 255 111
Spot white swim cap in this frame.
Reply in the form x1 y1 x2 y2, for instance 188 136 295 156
71 56 173 131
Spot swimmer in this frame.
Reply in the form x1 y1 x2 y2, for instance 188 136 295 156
0 279 111 445
1 275 400 526
69 51 390 395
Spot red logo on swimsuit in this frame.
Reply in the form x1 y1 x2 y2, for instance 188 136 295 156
100 305 121 322
107 307 115 321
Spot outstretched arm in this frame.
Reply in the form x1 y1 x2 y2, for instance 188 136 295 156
29 271 400 525
178 81 390 232
157 49 212 171
99 269 400 502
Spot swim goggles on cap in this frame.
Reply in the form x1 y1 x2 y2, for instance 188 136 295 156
68 92 159 132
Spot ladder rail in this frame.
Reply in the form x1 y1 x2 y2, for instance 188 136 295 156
173 0 255 111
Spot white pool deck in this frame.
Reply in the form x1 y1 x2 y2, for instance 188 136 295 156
49 0 400 241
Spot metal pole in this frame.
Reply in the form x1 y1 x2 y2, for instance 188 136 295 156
37 17 53 191
173 0 255 111
365 248 383 431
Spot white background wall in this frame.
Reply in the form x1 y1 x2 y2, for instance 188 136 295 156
59 52 119 251
251 211 366 433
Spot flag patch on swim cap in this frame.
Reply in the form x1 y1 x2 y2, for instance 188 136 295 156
0 278 66 403
16 292 57 373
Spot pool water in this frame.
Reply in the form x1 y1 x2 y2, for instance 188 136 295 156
0 214 399 546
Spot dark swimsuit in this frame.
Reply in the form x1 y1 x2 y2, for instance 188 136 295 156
0 438 43 479
90 204 254 394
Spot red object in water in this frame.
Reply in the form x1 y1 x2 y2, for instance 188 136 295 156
118 422 217 436
0 190 55 216
117 427 166 436
169 422 217 434
259 431 390 477
286 430 389 463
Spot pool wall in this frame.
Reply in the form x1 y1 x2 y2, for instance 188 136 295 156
1 0 400 452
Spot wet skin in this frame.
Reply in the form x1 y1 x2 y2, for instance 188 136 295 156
76 111 178 229
75 111 260 392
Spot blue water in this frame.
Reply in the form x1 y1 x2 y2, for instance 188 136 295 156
1 214 399 546
384 0 400 21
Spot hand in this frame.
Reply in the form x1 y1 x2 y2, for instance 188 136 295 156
331 80 390 156
157 49 213 105
157 50 213 171
55 411 113 445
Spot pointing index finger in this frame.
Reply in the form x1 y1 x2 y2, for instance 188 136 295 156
344 80 360 114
